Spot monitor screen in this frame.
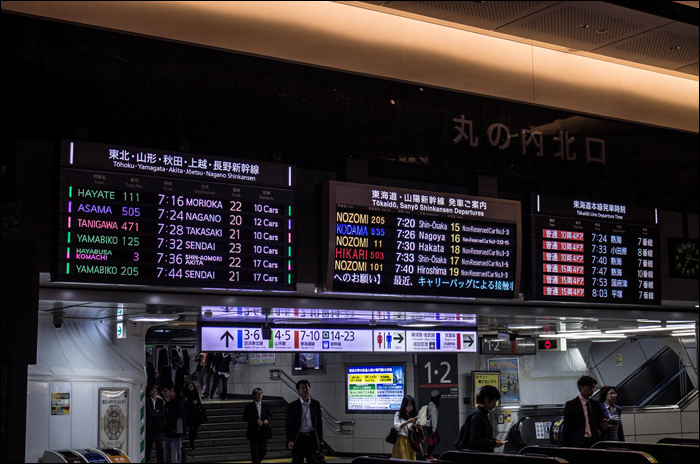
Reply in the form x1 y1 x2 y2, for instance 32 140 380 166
293 353 326 374
346 364 405 413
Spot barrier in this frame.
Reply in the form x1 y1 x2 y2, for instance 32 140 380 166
439 449 568 463
657 437 699 446
592 441 699 463
519 445 656 464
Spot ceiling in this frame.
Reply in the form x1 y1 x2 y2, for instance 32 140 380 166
354 1 699 76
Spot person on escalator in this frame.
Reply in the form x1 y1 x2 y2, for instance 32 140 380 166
454 385 504 452
597 386 625 442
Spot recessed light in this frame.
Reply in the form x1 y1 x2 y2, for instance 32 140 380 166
669 46 681 50
595 28 608 33
578 24 589 29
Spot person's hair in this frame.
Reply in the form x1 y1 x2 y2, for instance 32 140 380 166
431 392 442 408
148 385 158 393
476 385 501 404
296 379 310 391
598 385 616 402
171 357 181 364
185 382 199 396
252 388 263 395
399 396 417 420
577 375 597 390
161 382 175 392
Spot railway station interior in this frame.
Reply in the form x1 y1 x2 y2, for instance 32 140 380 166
1 2 698 463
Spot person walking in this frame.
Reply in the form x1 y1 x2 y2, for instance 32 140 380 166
562 375 609 447
392 395 424 460
195 352 213 399
162 383 187 463
285 380 324 464
209 352 231 400
424 390 441 461
145 385 165 463
244 388 274 464
454 385 504 452
159 357 185 394
183 382 204 450
598 386 625 442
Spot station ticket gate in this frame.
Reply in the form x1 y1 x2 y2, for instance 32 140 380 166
41 448 130 463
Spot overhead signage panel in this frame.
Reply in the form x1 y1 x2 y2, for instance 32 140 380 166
481 336 536 355
322 181 522 299
201 326 477 352
406 330 477 352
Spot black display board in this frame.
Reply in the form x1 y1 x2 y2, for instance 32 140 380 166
322 182 521 298
530 194 661 304
53 141 296 290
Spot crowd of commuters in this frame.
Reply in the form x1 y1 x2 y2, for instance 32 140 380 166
147 355 625 463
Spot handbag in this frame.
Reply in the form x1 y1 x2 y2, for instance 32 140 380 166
314 449 327 464
386 427 398 444
428 431 440 447
259 423 273 440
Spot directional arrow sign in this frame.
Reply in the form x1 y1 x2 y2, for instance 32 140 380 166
395 333 404 344
220 331 234 348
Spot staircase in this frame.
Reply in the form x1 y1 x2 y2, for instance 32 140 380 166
149 397 292 463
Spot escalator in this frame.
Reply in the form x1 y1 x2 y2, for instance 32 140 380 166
615 346 693 407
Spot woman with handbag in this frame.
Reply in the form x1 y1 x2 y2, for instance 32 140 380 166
244 388 274 464
391 396 423 460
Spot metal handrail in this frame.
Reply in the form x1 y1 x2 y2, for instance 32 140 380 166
269 368 355 433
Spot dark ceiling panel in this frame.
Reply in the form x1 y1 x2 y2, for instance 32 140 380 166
496 1 672 50
595 21 699 70
676 62 699 76
382 1 558 30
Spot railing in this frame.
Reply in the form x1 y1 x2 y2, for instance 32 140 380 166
269 368 355 433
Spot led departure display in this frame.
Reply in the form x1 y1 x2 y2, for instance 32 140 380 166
54 141 296 290
323 182 521 298
531 195 660 304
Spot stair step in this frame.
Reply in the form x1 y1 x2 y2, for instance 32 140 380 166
184 449 292 463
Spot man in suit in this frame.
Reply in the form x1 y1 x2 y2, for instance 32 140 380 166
562 375 609 447
285 380 324 464
244 388 274 464
159 356 185 394
145 385 165 463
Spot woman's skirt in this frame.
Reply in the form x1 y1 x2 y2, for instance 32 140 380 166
392 435 416 460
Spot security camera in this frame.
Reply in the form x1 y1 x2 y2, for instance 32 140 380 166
53 310 64 329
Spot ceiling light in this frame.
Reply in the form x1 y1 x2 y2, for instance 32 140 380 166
508 326 542 330
130 316 178 322
578 24 589 29
671 331 696 336
605 325 695 334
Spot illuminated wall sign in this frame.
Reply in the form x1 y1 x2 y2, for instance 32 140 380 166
531 194 661 305
322 181 521 298
201 326 375 352
347 365 405 413
54 141 296 290
481 336 537 355
406 330 478 353
201 326 477 352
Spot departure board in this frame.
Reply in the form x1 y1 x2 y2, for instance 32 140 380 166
53 141 296 290
531 195 660 304
322 182 521 298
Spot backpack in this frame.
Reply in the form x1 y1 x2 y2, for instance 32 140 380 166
416 405 430 426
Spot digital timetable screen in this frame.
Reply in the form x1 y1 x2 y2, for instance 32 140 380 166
322 181 521 298
531 195 661 304
53 140 296 290
347 365 405 413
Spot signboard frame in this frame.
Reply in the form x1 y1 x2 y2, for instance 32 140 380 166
345 363 406 414
98 388 129 455
471 371 500 408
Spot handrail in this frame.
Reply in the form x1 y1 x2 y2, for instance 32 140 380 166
269 368 355 433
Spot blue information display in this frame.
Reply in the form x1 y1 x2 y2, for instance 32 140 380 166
347 365 405 413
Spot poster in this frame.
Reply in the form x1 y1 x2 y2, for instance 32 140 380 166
98 388 129 454
488 358 520 403
51 393 70 415
472 371 500 408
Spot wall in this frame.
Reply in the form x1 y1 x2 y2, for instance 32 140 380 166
25 316 147 463
621 397 699 442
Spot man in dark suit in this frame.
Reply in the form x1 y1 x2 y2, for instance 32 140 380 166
562 375 609 447
159 357 185 393
285 379 324 464
145 385 165 463
243 388 274 464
